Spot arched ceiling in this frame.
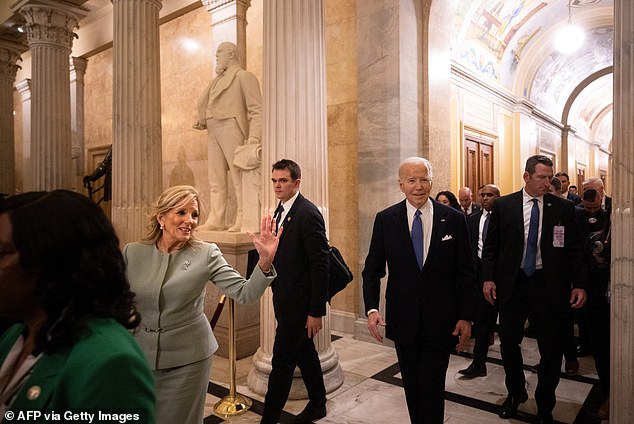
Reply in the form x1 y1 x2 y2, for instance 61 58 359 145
451 0 613 149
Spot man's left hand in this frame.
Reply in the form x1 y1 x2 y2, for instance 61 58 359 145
306 316 323 338
452 320 472 352
570 288 587 309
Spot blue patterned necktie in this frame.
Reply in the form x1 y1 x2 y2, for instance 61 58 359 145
412 209 424 269
524 198 539 276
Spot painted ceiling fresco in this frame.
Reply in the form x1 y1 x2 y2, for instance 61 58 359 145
452 0 613 146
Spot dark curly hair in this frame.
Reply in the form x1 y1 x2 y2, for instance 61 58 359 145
435 190 461 211
0 190 139 353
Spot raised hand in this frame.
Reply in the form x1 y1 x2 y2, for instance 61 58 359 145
248 215 283 273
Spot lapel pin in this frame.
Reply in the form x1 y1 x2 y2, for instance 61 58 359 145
27 385 41 400
287 216 292 222
183 260 191 271
547 202 552 207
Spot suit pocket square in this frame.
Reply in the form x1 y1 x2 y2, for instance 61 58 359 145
441 235 453 241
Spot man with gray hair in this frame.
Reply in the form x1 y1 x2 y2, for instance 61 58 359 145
363 157 476 423
583 177 611 214
195 41 263 232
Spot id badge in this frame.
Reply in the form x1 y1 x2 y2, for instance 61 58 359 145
553 225 565 247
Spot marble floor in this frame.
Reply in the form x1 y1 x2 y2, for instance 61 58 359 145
203 332 607 424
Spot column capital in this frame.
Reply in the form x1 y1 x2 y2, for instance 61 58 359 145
0 39 27 80
12 1 89 50
70 56 88 81
15 78 32 100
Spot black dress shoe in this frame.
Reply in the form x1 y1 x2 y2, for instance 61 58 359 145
458 363 487 378
498 392 528 419
536 413 554 423
289 404 327 423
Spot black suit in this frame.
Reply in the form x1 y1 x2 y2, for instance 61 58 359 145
363 199 476 423
261 193 329 424
482 191 587 416
466 210 497 367
574 205 610 399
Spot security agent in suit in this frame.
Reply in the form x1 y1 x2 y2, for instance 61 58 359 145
574 189 611 415
482 155 587 424
363 157 477 424
459 184 501 378
260 159 329 424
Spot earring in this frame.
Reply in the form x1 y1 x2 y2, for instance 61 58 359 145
160 224 164 231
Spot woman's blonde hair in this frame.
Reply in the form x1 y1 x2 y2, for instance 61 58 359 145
143 185 204 247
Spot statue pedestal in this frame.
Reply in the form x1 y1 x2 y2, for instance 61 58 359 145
198 230 260 359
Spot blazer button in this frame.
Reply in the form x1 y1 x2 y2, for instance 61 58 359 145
27 385 41 400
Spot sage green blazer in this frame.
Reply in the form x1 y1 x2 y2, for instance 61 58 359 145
123 240 275 370
0 319 155 424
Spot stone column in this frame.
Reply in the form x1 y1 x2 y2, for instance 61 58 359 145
353 0 426 342
247 0 344 398
611 0 634 421
13 0 87 190
70 56 87 190
15 79 31 191
0 40 24 195
111 0 163 245
202 0 250 67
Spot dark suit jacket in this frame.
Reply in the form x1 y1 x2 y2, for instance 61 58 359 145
482 191 587 305
362 199 477 348
467 203 481 215
567 191 581 205
467 209 484 265
0 319 155 423
271 193 329 323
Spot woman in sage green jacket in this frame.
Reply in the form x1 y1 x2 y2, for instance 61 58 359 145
124 185 281 424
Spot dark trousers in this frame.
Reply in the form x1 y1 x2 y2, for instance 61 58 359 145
473 286 498 366
499 270 567 416
585 272 610 399
260 320 326 424
394 329 451 423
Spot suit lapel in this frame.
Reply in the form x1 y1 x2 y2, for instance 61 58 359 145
10 351 68 411
278 193 303 242
394 201 419 270
424 199 446 270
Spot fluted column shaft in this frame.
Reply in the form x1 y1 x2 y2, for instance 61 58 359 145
0 40 24 195
70 56 87 189
16 79 31 191
111 0 163 245
15 1 85 190
611 0 634 421
247 0 343 399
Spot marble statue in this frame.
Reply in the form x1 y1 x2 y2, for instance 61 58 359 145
194 42 263 232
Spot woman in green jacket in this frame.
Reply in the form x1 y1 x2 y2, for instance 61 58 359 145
0 190 155 423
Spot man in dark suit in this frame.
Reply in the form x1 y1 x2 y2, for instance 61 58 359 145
583 177 612 214
459 186 481 215
260 159 329 424
459 183 500 378
363 157 477 424
482 155 587 424
555 171 581 205
575 189 611 419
